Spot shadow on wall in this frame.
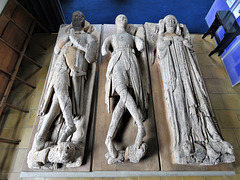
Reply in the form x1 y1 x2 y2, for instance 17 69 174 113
60 0 214 33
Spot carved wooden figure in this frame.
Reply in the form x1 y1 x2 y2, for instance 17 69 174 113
102 15 148 164
27 11 100 169
145 15 235 165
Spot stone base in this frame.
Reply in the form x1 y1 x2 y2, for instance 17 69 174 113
105 151 125 164
125 143 148 163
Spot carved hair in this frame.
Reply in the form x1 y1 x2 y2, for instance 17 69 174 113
158 15 181 36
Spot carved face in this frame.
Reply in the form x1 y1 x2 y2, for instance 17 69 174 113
72 11 85 31
56 142 75 163
164 15 177 34
115 14 128 28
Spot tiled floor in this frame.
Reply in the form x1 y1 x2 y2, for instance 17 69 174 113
0 34 239 180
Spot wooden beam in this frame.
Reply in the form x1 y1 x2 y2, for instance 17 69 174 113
24 55 42 68
15 1 50 33
0 137 21 144
0 21 36 116
5 103 29 113
0 38 42 68
4 14 47 50
16 77 36 88
0 68 36 88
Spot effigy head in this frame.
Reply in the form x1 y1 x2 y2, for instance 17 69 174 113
115 14 128 28
163 15 178 34
158 15 181 36
72 11 85 31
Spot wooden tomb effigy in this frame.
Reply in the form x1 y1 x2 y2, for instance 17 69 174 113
21 17 235 178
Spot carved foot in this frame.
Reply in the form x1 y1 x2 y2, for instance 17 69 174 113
27 148 50 169
125 142 147 163
58 125 77 143
105 151 125 164
174 142 193 164
34 135 46 151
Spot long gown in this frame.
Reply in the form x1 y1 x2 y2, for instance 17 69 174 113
157 33 235 165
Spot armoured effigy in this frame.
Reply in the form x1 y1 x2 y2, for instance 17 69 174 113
27 11 100 169
102 15 148 164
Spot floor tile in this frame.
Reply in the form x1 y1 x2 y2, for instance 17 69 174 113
7 91 29 107
45 177 68 180
221 129 239 149
217 110 240 128
139 177 160 180
196 54 217 66
115 178 137 180
24 93 42 110
211 66 228 79
0 173 8 179
229 174 240 180
201 42 217 54
199 66 213 79
205 79 228 94
0 128 14 139
206 176 229 180
161 177 183 180
233 149 240 173
208 54 225 66
12 128 33 148
26 109 37 128
225 83 240 94
2 109 29 128
28 66 49 81
184 177 205 180
191 34 215 44
221 94 240 109
21 178 44 180
0 148 17 173
214 109 223 129
36 79 46 93
194 44 206 54
209 94 225 109
12 148 27 172
68 178 92 180
234 129 240 149
7 172 21 180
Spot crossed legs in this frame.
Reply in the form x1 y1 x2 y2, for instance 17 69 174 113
105 84 146 158
36 85 76 150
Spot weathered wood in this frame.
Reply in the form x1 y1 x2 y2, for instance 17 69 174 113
2 21 27 51
92 24 160 171
0 41 18 99
5 103 29 113
0 67 35 88
4 14 47 50
0 15 9 36
0 21 35 117
11 5 32 32
0 137 21 144
14 0 50 33
0 38 42 68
